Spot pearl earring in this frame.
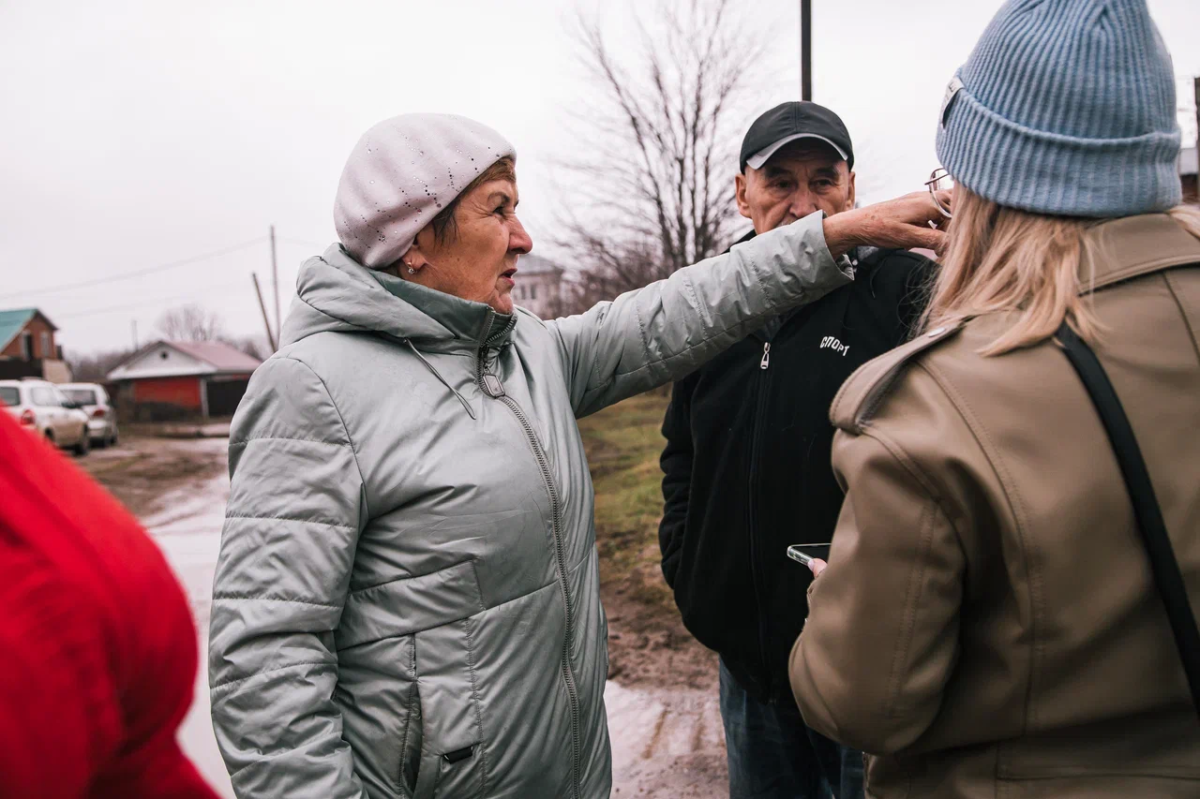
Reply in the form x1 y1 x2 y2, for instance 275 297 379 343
405 262 416 275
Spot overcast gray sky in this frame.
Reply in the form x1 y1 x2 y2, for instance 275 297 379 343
2 0 1198 356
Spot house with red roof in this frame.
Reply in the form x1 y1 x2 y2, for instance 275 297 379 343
106 340 261 419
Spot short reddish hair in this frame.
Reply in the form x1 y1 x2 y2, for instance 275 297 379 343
430 156 516 244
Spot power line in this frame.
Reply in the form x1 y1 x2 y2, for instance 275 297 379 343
54 280 248 320
0 237 265 301
278 235 330 251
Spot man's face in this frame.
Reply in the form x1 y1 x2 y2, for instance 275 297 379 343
735 140 856 234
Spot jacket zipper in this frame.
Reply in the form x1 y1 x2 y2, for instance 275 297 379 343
746 339 774 694
474 320 582 799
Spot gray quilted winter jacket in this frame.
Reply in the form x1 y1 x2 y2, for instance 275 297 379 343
208 211 849 799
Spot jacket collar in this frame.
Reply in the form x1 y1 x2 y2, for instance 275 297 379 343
374 270 515 348
1081 213 1200 293
285 243 516 351
732 228 757 248
733 227 865 343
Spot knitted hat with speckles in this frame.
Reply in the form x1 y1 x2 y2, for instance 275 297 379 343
334 113 515 269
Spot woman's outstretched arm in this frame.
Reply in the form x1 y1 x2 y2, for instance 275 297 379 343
548 194 944 418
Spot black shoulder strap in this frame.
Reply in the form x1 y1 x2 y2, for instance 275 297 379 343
1056 322 1200 719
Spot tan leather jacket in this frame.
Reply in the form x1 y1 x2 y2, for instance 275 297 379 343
790 213 1200 798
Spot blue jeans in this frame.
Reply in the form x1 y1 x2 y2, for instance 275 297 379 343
719 658 864 799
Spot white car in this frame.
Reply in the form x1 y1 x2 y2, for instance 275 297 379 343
61 382 119 448
0 379 91 455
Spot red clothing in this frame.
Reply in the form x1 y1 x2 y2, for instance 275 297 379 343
0 412 219 798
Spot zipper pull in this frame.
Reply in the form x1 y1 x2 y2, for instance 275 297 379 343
482 373 505 398
760 342 771 370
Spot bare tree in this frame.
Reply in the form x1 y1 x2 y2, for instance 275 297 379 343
66 347 135 382
155 303 225 342
224 334 271 361
555 0 769 311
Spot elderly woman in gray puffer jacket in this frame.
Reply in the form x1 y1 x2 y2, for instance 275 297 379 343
208 113 944 799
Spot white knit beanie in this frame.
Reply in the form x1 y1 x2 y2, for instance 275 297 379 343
334 113 516 269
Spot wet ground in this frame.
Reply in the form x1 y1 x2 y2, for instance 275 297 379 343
87 435 728 798
80 432 228 518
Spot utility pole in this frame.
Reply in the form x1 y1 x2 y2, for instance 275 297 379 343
131 319 138 350
1190 76 1200 204
270 224 281 345
253 273 278 352
800 0 812 101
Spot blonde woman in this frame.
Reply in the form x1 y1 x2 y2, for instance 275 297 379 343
789 1 1200 798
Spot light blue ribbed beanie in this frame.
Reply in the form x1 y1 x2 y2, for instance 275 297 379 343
936 0 1181 218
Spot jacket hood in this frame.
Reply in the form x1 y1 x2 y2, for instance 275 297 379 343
281 244 514 349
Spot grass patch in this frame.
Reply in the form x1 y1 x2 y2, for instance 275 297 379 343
578 388 675 613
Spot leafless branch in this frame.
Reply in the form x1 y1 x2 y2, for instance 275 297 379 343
155 303 226 342
553 0 768 312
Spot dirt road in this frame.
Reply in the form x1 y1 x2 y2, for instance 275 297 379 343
86 435 727 798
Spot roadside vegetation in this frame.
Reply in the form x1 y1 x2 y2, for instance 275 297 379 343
580 390 717 690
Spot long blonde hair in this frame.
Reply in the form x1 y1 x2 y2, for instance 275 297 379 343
921 187 1200 356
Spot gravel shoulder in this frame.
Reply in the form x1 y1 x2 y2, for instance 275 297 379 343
78 432 228 518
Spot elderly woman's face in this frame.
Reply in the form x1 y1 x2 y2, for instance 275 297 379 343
408 176 533 315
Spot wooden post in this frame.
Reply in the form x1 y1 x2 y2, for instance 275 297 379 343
270 225 281 346
800 0 812 101
253 273 278 352
1192 77 1200 203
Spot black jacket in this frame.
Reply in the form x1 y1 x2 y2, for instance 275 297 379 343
658 233 934 702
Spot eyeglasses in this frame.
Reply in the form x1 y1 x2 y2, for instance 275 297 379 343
925 167 954 219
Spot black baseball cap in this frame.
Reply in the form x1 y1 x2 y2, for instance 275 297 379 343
739 101 854 173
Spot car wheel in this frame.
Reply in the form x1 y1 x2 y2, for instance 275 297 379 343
110 430 119 447
74 429 90 456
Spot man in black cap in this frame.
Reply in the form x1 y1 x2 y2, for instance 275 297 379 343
658 102 934 799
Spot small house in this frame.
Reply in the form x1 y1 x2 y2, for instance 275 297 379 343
514 254 565 319
107 340 261 420
0 307 72 382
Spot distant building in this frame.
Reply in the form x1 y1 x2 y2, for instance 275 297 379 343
107 340 261 420
1181 144 1197 204
514 254 564 319
0 307 72 383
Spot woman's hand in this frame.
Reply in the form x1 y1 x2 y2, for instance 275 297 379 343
823 190 952 258
809 558 828 578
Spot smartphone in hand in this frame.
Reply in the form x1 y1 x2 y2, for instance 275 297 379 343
786 543 831 568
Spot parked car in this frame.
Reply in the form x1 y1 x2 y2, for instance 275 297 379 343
61 382 119 448
0 379 91 455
